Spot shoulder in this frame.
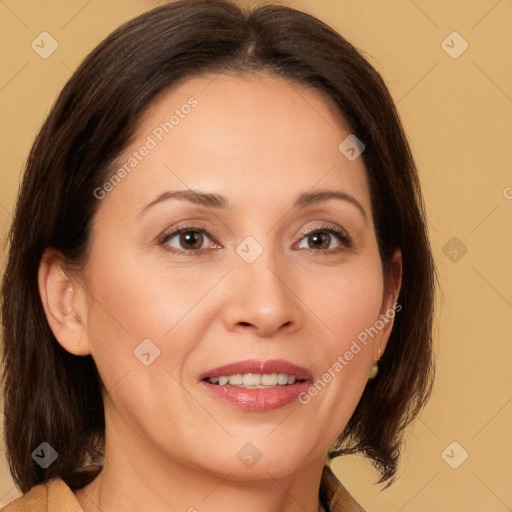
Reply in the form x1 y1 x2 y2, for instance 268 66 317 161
1 466 101 512
320 464 366 512
1 481 48 512
1 478 81 512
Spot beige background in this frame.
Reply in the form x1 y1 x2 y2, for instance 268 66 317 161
1 0 511 510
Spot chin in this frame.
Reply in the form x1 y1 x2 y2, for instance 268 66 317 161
189 436 319 482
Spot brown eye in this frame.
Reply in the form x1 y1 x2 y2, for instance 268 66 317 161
306 231 332 250
160 226 217 253
297 226 351 253
179 230 204 250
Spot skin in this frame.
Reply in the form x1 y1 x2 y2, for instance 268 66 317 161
39 73 401 512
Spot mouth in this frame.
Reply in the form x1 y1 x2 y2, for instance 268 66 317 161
199 359 313 411
204 373 304 388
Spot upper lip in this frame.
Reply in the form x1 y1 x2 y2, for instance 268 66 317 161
200 359 313 381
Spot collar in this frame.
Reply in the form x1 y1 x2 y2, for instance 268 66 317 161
319 464 366 512
2 464 365 512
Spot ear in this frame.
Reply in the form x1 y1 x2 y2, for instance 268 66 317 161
38 248 91 356
374 248 402 360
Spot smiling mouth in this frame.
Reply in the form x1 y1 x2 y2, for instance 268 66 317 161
200 359 313 410
203 373 306 389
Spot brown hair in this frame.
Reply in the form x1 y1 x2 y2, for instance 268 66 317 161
1 0 436 493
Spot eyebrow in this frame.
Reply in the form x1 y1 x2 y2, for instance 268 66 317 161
139 190 227 215
139 188 368 223
295 189 368 223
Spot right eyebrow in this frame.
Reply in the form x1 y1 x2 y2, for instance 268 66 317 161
139 189 229 216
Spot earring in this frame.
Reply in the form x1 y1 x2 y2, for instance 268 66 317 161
368 344 382 380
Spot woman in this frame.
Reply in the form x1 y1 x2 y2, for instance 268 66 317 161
1 0 436 510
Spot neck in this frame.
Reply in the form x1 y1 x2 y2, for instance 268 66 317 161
76 462 326 512
74 421 327 512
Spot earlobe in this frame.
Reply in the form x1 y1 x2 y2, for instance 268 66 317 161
38 248 91 356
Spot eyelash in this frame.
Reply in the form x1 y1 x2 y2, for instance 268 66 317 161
158 223 352 257
299 225 352 255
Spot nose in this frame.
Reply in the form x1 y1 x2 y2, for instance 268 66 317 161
220 249 303 338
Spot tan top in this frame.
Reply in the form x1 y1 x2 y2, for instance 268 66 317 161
1 464 365 512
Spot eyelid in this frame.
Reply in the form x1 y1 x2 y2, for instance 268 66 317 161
300 223 350 240
158 222 352 255
296 223 352 252
159 223 222 254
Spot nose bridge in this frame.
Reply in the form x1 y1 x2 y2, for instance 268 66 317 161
244 250 289 304
221 237 301 335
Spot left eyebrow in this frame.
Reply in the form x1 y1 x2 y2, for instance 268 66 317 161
294 189 368 224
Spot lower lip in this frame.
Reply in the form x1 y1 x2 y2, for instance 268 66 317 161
201 381 311 411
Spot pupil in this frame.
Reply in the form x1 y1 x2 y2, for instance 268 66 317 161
181 231 203 249
310 232 329 249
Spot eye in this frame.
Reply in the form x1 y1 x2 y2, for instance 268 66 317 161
159 225 220 255
158 223 351 256
296 225 351 254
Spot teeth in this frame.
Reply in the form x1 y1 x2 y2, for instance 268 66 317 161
229 374 243 385
260 373 277 386
206 373 300 387
243 373 261 386
277 373 288 385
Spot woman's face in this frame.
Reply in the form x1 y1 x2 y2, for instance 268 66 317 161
74 73 400 479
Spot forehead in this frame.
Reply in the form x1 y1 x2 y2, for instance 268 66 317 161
101 73 372 219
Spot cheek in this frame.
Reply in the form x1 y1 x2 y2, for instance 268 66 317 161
298 257 384 427
311 256 384 349
82 241 230 385
85 241 214 336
